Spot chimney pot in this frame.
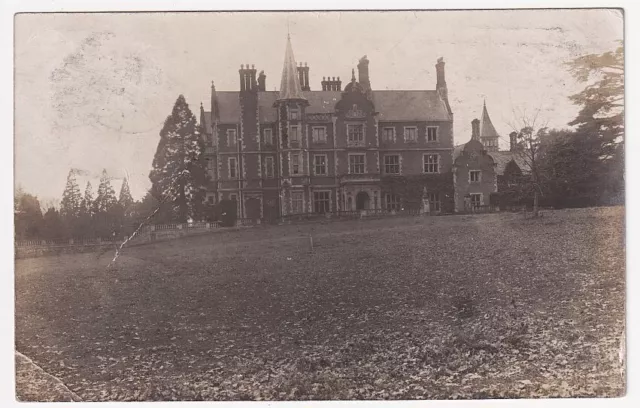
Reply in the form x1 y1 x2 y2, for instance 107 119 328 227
241 64 244 69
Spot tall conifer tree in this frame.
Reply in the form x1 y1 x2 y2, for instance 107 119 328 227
60 169 82 219
94 169 118 213
82 182 94 216
149 95 206 222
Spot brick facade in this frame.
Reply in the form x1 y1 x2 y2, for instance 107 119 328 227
201 37 455 220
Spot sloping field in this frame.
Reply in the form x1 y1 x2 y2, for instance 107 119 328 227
15 207 625 400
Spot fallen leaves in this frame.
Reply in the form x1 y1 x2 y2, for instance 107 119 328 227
14 207 625 400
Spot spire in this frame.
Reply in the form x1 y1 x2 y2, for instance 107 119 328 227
278 35 306 100
351 68 356 82
480 102 499 139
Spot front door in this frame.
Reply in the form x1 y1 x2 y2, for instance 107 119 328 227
356 191 370 210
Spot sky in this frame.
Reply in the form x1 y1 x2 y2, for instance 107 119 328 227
14 10 623 203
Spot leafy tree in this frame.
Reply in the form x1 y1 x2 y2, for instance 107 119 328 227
538 129 610 207
60 169 83 219
149 95 207 222
509 110 549 217
14 189 43 239
41 207 66 241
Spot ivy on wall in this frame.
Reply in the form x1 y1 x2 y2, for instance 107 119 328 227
380 173 454 212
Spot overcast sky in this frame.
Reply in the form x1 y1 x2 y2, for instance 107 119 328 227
14 10 622 202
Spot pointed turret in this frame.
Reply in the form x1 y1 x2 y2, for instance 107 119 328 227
278 35 306 101
480 100 500 152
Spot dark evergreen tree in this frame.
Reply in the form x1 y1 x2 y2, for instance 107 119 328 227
82 182 94 216
93 169 119 238
567 42 623 147
60 169 82 219
149 95 207 222
14 189 44 239
77 182 95 238
566 43 624 204
118 177 135 215
94 169 118 213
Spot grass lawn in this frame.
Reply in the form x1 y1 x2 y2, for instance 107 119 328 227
15 207 625 401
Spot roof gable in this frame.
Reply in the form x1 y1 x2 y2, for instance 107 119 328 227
490 151 530 175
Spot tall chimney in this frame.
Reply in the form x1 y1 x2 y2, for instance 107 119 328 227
239 64 256 92
509 131 518 151
471 119 480 141
436 57 447 101
258 70 266 91
239 64 246 91
297 63 310 91
357 55 370 91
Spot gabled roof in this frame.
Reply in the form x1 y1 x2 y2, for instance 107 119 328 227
203 91 241 128
480 101 499 139
278 36 306 101
490 151 530 175
203 88 451 130
373 90 451 121
453 139 529 176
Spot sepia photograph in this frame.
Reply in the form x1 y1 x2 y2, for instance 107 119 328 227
12 8 625 402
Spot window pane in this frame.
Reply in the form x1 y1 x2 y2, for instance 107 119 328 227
292 154 300 174
423 155 439 173
427 127 437 141
229 158 237 178
314 155 326 175
349 155 365 174
290 126 299 142
348 124 364 142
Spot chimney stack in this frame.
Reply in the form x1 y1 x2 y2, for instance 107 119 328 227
471 119 480 141
357 55 370 91
297 63 310 91
436 57 448 102
321 76 342 91
509 131 518 151
239 64 258 92
258 70 266 91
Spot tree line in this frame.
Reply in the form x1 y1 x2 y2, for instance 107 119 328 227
15 169 141 241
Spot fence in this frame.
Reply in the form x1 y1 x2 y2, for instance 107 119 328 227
276 207 437 224
15 221 225 259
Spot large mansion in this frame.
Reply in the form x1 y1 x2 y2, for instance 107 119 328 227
199 36 523 220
